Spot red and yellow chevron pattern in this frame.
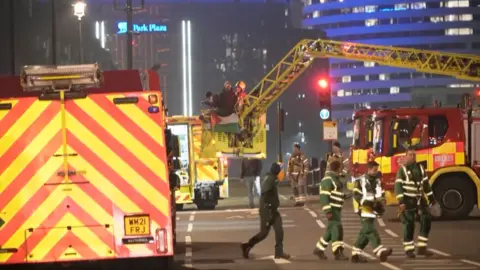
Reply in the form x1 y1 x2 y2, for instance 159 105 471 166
192 125 219 181
0 91 173 264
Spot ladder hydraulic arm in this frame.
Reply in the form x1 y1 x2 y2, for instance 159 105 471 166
241 38 480 122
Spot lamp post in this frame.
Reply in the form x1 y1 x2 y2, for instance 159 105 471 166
73 1 86 63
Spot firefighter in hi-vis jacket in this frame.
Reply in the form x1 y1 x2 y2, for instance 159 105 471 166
325 141 348 177
394 147 436 258
351 161 392 263
287 143 309 206
313 160 348 261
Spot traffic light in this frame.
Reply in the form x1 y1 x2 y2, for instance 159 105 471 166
317 77 331 120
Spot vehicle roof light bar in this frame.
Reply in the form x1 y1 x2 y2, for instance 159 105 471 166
20 64 103 92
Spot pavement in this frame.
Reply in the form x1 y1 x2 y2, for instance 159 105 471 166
170 181 480 270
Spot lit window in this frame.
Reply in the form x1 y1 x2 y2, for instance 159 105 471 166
304 0 312 5
285 9 288 16
320 0 325 3
390 86 400 94
345 90 353 96
460 14 473 21
299 122 302 127
353 6 365 13
449 84 474 88
346 130 354 138
365 5 377 13
445 0 469 8
364 61 375 67
342 76 351 83
313 11 320 18
365 19 378 27
365 75 370 81
445 28 473 35
379 73 390 80
445 14 458 21
394 3 409 10
337 89 345 97
430 16 443 23
411 2 426 9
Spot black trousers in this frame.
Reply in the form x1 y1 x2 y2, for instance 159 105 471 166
247 208 284 255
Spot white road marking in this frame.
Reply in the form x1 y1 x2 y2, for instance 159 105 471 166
461 259 480 267
429 248 451 257
384 229 399 238
185 235 191 245
177 206 300 215
189 215 195 221
255 255 291 264
176 217 180 221
187 223 193 232
403 259 452 264
279 194 288 200
413 267 476 270
377 218 386 227
316 219 325 228
308 210 318 218
344 240 401 270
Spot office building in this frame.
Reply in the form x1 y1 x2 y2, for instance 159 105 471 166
302 0 480 146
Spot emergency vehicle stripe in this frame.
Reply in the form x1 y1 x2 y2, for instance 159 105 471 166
67 132 168 226
92 95 165 150
192 132 218 180
0 99 34 136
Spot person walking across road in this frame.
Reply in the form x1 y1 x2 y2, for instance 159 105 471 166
287 143 309 206
395 147 436 258
241 163 291 260
351 160 392 263
313 160 348 261
240 158 263 208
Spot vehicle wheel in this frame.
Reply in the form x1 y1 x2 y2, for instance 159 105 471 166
434 176 475 219
196 202 216 210
175 204 184 211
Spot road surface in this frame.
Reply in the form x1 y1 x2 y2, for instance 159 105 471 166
172 184 480 270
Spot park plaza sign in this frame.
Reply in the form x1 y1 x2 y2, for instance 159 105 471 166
117 21 168 34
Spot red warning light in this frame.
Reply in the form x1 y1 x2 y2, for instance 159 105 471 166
318 79 328 89
476 88 480 96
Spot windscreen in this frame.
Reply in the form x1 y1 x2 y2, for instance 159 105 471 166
353 118 361 147
169 124 190 170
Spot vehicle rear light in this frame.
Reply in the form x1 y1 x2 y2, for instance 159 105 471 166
148 94 158 104
156 228 168 254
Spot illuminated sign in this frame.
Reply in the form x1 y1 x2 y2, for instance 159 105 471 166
117 22 168 34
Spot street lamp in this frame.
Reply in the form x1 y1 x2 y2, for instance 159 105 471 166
73 1 86 63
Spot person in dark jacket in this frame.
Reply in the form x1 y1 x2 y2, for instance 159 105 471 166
217 81 238 117
241 163 291 260
240 158 263 208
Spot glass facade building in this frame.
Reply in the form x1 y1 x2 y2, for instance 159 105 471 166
302 0 480 146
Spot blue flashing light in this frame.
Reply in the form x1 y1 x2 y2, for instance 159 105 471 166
148 106 160 114
117 22 168 34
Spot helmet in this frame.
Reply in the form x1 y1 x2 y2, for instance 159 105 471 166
236 81 246 91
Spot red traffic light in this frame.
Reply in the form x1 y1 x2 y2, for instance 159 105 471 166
476 88 480 96
318 79 328 89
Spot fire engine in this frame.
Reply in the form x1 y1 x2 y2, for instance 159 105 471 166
350 99 480 219
167 116 229 211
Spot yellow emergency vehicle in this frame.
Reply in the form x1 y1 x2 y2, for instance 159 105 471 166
167 116 229 210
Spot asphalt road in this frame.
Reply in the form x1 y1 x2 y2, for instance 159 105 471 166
172 183 480 270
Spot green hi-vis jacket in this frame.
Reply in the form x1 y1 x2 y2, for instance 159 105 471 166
319 172 345 213
260 173 280 210
394 163 435 209
353 174 385 218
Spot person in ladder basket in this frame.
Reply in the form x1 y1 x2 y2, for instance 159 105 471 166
394 147 436 258
351 160 393 263
241 163 291 260
313 160 348 261
287 143 309 206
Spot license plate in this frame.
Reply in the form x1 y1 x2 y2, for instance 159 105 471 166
124 215 150 236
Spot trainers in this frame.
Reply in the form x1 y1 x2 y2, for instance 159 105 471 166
405 250 416 259
417 247 434 257
334 247 349 261
241 243 251 259
379 248 393 262
351 254 368 263
313 248 328 260
274 253 291 260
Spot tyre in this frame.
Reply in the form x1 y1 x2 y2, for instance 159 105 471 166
434 175 475 219
175 204 184 211
196 202 216 210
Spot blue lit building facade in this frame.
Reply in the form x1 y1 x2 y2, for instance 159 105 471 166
302 0 480 147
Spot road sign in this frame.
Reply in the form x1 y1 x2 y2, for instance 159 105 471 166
319 109 330 120
323 121 338 141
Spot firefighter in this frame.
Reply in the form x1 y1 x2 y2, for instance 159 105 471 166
287 143 309 206
313 160 348 261
394 147 436 258
325 141 348 177
241 163 291 260
351 161 392 263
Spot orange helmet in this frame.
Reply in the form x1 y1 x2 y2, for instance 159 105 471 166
236 81 246 91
